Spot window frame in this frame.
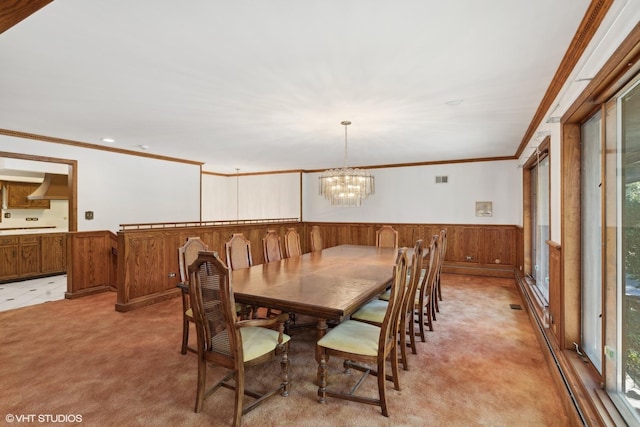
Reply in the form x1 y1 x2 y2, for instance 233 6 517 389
523 137 551 325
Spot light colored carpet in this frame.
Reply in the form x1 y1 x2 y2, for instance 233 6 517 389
0 274 569 426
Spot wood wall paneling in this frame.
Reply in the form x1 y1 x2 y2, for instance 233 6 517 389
448 226 480 263
482 227 516 266
114 222 305 311
561 122 582 349
548 241 562 341
67 231 115 299
70 222 517 311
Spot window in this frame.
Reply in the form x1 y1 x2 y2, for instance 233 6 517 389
581 111 603 373
532 153 550 302
525 138 551 317
603 76 640 424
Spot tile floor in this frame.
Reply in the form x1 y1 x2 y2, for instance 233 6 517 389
0 274 67 312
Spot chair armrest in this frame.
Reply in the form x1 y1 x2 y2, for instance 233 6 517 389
176 282 189 293
236 312 290 330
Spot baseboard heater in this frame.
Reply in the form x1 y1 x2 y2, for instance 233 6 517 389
515 274 587 426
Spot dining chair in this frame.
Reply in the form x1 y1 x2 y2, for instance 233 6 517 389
284 228 302 258
225 233 255 318
225 233 253 270
415 234 441 341
351 239 424 370
262 229 283 263
376 225 398 248
316 248 409 417
261 229 287 320
188 250 291 427
177 236 208 355
435 228 448 305
309 225 323 252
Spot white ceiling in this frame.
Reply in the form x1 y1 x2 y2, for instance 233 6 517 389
0 1 591 174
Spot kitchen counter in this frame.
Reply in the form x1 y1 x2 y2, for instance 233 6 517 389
0 228 66 235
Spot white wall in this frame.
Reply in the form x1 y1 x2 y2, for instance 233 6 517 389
0 135 201 232
200 161 522 225
202 172 301 221
519 0 640 244
0 200 69 230
304 160 522 224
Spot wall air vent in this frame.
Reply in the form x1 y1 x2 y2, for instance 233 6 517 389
435 176 448 184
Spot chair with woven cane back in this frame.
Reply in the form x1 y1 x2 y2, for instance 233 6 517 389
262 229 283 263
225 233 253 271
225 233 255 319
376 225 398 248
284 228 302 258
309 225 323 252
177 236 208 354
188 250 291 427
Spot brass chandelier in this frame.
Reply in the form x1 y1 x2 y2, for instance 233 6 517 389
319 121 375 207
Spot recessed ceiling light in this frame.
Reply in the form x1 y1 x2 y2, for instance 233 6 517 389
138 144 149 150
101 137 115 143
445 99 463 106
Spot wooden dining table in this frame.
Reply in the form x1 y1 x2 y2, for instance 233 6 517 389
230 244 403 344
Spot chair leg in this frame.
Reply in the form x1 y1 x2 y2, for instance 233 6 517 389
317 352 328 403
280 344 290 397
399 314 409 371
424 301 433 332
390 345 400 391
416 304 426 342
408 310 417 355
378 359 389 417
431 287 438 320
437 273 443 301
232 372 243 427
194 357 207 413
181 317 189 355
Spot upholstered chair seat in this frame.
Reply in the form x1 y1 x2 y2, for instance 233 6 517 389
351 299 387 325
210 327 292 362
317 320 380 356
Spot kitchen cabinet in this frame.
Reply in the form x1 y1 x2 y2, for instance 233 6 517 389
0 236 19 279
41 234 67 273
5 182 50 209
0 233 66 282
19 235 41 276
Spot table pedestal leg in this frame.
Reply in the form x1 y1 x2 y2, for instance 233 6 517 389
315 318 328 362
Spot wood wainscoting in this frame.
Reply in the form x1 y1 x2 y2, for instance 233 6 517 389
66 231 117 299
306 222 519 278
114 222 305 312
105 221 518 312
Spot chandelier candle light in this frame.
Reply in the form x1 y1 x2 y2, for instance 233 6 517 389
319 121 375 207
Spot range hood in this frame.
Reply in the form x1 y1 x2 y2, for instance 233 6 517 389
27 173 68 200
